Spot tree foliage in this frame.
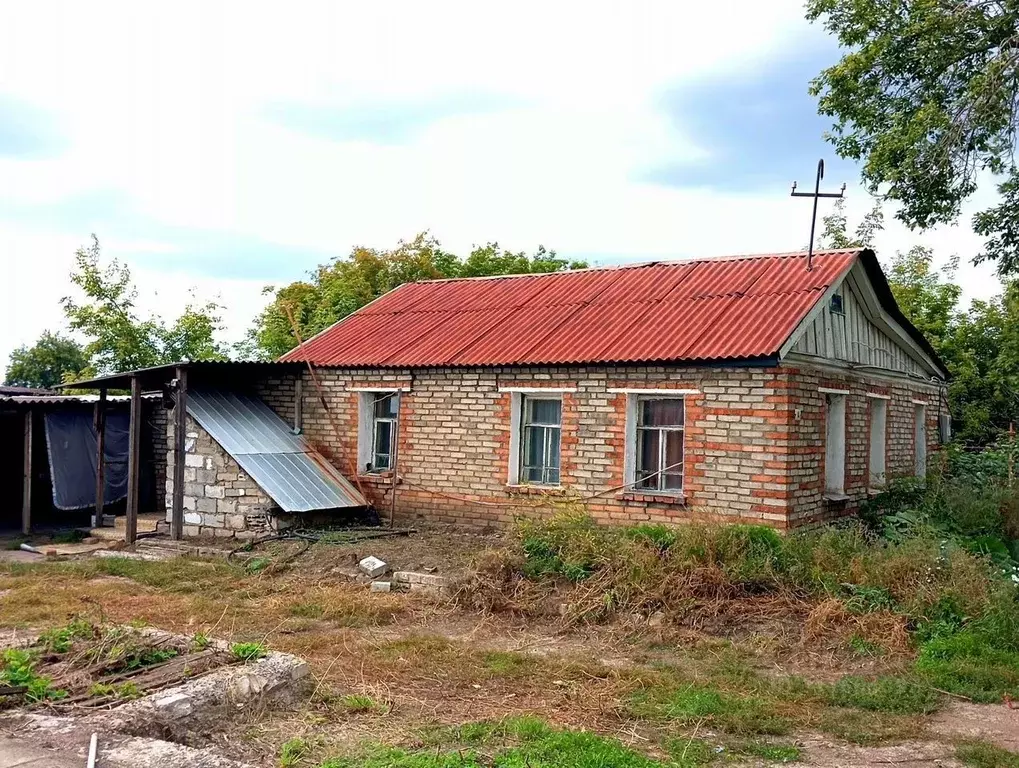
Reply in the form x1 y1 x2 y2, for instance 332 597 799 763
807 0 1019 274
252 232 587 359
61 236 227 377
4 332 87 389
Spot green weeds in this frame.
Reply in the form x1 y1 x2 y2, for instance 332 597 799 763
230 642 267 662
0 649 66 702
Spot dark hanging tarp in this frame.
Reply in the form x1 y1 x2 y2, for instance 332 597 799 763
44 409 130 511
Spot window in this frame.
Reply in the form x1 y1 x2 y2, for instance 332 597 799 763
824 392 847 497
519 397 561 485
830 293 845 315
635 398 685 493
358 392 399 473
914 403 927 477
868 396 888 488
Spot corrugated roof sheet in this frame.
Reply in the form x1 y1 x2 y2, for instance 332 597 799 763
187 389 366 513
282 250 860 369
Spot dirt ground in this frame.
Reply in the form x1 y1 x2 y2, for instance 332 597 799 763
0 524 1016 767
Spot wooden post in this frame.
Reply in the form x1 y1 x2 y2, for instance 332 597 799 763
93 389 107 528
21 410 32 536
125 377 142 545
171 366 188 540
293 375 303 433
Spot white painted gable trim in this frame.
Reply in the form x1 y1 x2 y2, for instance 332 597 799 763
779 259 943 378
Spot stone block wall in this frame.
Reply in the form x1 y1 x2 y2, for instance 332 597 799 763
165 414 279 538
243 364 941 531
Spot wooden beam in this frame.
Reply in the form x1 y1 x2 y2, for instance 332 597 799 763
21 410 32 536
293 375 303 432
171 366 188 540
93 389 107 528
125 377 142 545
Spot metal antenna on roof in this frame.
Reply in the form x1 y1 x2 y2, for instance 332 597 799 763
790 159 846 272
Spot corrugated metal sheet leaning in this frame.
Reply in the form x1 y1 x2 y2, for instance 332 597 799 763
186 389 367 513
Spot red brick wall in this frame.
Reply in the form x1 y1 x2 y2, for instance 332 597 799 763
254 364 942 530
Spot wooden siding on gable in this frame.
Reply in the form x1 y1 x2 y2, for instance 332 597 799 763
792 282 923 376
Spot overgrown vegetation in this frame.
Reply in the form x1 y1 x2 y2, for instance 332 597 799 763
231 642 268 662
461 445 1019 710
0 649 66 703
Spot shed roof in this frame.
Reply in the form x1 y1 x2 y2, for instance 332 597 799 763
282 249 865 369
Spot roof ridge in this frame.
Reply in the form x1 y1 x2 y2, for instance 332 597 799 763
409 249 862 286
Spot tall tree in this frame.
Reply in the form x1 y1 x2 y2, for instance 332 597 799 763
4 332 87 388
61 235 227 376
252 232 586 359
807 0 1019 275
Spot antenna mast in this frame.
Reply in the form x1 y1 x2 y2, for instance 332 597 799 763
791 159 846 271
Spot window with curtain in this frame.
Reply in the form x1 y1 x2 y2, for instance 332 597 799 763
635 398 684 493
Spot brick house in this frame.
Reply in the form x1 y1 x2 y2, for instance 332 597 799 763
256 248 947 531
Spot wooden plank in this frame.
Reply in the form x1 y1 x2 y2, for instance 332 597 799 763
294 375 303 432
21 410 32 536
125 377 142 544
171 366 188 540
94 389 107 527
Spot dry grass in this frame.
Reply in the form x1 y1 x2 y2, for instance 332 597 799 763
803 598 913 655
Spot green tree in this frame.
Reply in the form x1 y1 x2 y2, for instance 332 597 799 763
4 332 87 388
61 235 227 376
807 0 1019 275
252 232 586 359
818 198 884 249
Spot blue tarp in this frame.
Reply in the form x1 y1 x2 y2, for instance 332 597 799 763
44 409 130 511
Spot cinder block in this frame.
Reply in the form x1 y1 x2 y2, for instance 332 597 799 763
359 556 388 578
204 485 226 499
184 454 204 468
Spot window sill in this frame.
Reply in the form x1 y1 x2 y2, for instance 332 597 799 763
618 492 687 506
823 492 851 503
357 473 402 486
505 484 565 496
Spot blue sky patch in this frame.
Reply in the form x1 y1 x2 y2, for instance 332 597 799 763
642 42 856 193
0 95 66 159
0 190 333 283
264 91 518 144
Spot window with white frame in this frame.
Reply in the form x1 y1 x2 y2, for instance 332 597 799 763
824 392 847 496
358 392 399 473
519 396 562 485
868 396 888 488
635 398 685 493
914 403 927 477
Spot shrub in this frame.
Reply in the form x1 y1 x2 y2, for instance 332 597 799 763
0 649 66 702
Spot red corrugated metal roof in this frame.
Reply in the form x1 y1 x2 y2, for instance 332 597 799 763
281 249 860 368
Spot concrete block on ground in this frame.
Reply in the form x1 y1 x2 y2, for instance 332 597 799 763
358 556 388 578
392 571 447 588
370 581 392 592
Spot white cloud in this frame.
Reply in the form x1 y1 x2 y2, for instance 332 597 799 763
0 0 1005 375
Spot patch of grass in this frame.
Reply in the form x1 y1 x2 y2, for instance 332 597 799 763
631 682 792 736
289 602 325 619
480 650 539 678
191 632 211 651
661 736 716 765
279 736 312 767
246 557 272 574
338 693 389 714
327 716 669 768
737 742 802 762
88 681 143 700
956 740 1019 768
38 617 96 653
231 642 267 662
827 675 940 714
0 649 66 702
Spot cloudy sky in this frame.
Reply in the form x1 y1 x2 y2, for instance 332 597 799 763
0 1 1001 370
